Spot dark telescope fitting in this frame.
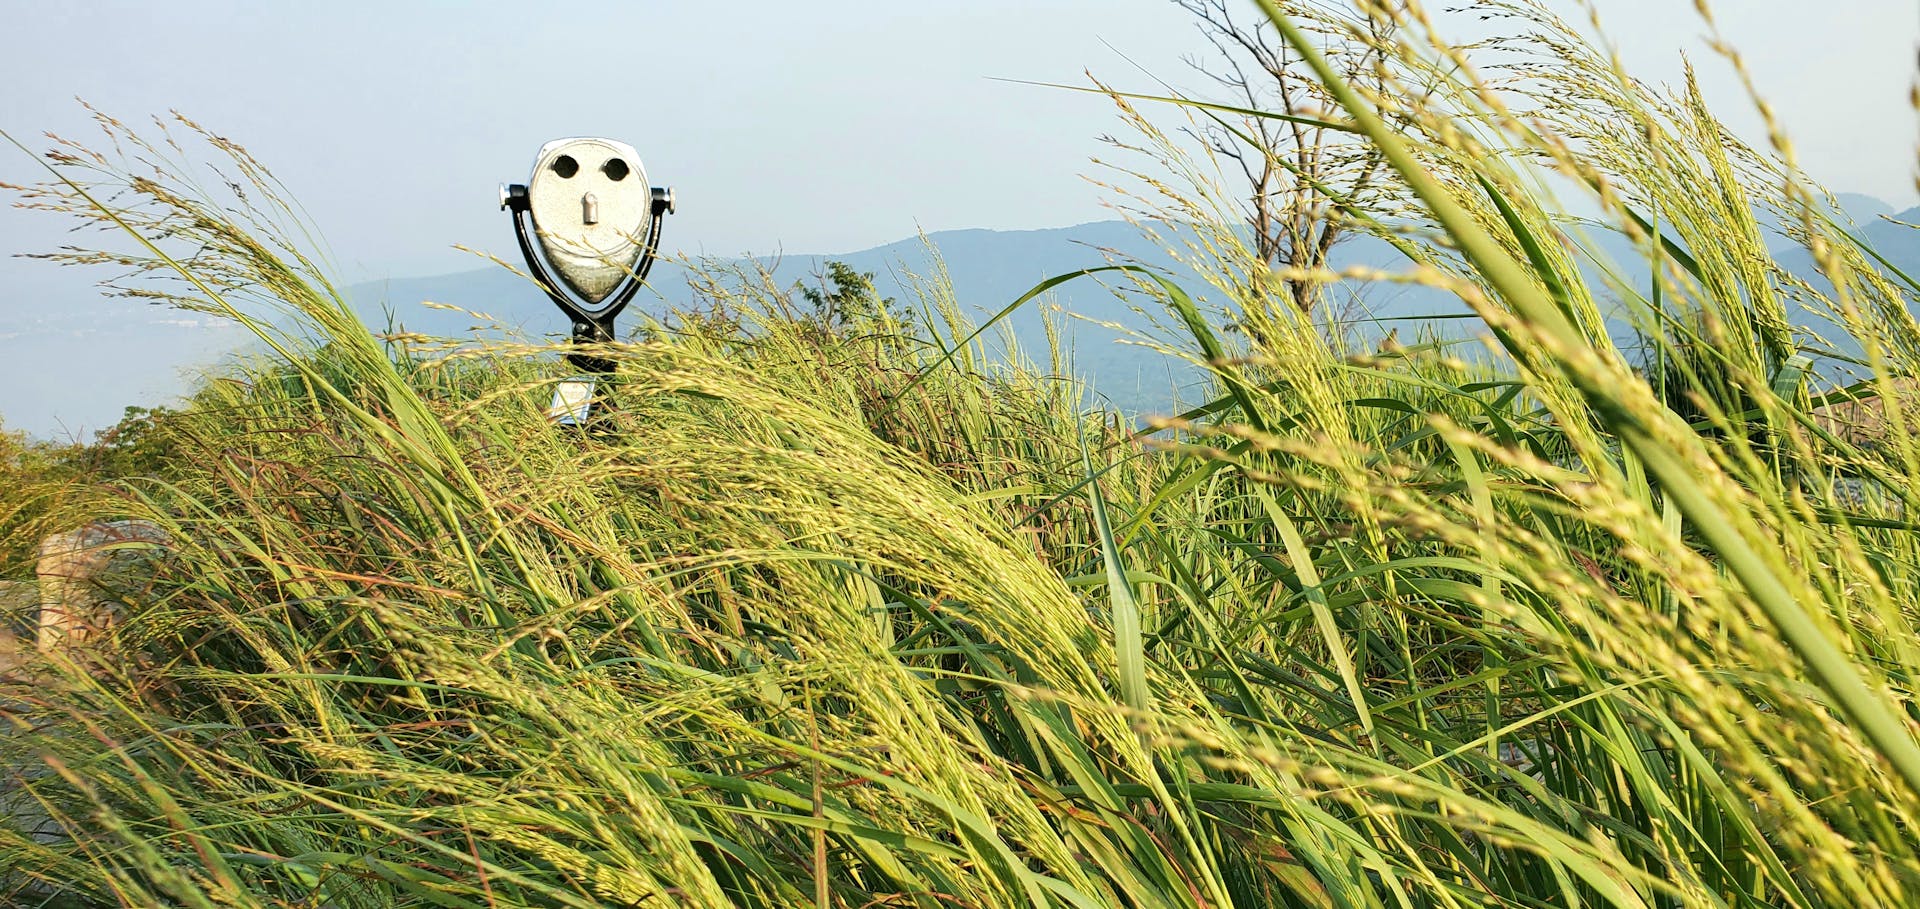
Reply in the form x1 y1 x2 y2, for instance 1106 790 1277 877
501 139 674 428
501 176 673 375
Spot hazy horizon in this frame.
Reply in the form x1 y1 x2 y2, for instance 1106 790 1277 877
2 1 1916 438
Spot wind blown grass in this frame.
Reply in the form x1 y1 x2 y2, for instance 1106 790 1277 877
5 1 1920 906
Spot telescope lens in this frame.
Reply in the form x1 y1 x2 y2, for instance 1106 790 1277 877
520 138 656 304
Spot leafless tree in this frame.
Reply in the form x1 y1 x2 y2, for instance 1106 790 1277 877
1175 0 1396 313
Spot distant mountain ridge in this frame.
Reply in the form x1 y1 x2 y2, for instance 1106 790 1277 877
6 197 1919 439
348 196 1920 412
348 220 1233 414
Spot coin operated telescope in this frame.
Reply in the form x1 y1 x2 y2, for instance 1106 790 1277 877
500 137 674 425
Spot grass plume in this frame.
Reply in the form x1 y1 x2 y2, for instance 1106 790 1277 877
5 2 1920 906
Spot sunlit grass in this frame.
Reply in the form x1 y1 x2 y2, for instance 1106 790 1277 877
4 1 1920 906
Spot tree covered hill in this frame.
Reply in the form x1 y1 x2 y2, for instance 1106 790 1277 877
4 195 1915 438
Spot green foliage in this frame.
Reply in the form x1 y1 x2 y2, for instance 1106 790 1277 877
0 420 83 576
0 405 192 577
795 259 908 332
65 406 187 481
0 419 51 574
6 3 1920 907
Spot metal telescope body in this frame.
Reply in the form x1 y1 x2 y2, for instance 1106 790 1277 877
501 137 674 416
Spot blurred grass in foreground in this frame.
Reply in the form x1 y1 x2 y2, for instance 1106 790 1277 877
7 1 1920 906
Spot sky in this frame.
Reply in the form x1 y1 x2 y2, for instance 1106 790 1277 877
0 1 1202 282
1 0 1916 436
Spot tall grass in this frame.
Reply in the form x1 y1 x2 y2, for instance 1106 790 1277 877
5 1 1920 905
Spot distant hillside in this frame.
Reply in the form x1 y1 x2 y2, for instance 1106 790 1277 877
345 221 1464 416
6 200 1917 439
350 222 1229 415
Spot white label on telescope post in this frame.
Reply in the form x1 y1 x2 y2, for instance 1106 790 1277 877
549 378 597 426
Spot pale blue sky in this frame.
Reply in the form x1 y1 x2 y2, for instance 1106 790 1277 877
0 1 1915 437
4 2 1914 279
0 1 1203 282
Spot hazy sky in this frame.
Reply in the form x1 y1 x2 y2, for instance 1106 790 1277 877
0 1 1915 436
3 1 1914 280
0 1 1200 283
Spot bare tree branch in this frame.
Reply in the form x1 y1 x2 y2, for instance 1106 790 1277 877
1173 0 1396 312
